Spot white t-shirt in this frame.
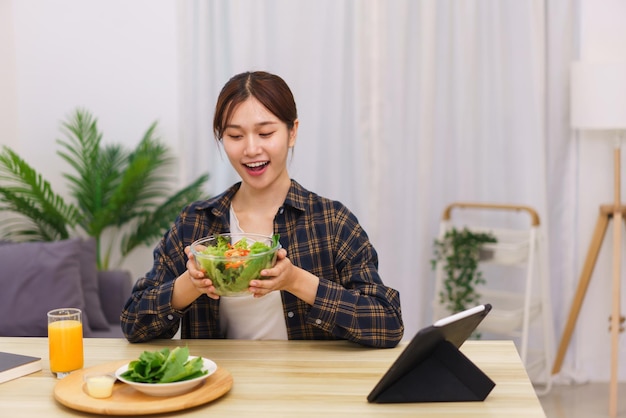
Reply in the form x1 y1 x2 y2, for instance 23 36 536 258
218 206 288 340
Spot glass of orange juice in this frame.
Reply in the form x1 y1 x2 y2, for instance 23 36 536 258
47 308 84 378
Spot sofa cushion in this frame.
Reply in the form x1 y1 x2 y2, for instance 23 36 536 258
0 239 89 337
79 238 111 331
97 270 132 326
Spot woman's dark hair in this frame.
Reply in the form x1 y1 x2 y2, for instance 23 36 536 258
213 71 298 141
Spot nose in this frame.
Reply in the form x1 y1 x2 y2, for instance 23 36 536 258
243 135 261 156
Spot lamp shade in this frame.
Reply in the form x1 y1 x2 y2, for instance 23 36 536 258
570 61 626 130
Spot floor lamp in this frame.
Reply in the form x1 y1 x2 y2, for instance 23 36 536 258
552 61 626 418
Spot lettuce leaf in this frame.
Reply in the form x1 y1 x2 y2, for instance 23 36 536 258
120 347 208 383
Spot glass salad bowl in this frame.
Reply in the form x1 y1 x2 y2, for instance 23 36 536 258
189 233 281 297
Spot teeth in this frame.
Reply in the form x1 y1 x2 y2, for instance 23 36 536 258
246 162 267 168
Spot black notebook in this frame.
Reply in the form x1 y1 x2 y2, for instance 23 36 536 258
0 351 42 384
367 304 494 403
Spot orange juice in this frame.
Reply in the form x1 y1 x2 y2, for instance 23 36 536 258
48 320 84 373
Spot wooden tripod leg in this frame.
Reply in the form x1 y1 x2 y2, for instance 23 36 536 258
552 210 610 374
609 211 621 418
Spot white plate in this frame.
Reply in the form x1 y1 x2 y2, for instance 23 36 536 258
115 356 218 397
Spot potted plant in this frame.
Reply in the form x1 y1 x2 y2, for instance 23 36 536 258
0 108 209 270
431 227 497 314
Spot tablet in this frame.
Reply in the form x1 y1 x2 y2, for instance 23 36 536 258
367 303 492 403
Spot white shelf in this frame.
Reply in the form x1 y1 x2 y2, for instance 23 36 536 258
433 204 554 394
474 227 530 265
477 289 541 335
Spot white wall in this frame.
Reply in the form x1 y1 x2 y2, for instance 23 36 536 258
0 0 18 150
2 0 180 277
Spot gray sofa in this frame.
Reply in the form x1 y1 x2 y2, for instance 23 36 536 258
0 238 132 338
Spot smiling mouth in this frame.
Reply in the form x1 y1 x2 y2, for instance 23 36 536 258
244 161 269 172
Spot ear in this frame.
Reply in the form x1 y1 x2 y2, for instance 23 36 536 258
288 119 299 147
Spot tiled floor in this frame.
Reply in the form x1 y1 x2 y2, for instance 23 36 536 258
539 382 626 418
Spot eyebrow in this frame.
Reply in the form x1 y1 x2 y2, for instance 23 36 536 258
225 121 279 129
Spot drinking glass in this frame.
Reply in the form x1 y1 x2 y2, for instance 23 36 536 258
47 308 84 378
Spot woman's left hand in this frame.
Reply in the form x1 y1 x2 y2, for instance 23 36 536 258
249 248 319 305
249 248 290 296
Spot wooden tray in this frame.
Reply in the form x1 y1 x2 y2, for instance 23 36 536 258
54 360 233 415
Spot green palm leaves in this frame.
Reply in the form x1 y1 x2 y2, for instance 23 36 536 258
0 148 80 241
0 109 209 270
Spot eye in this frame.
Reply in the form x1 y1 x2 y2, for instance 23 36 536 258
225 133 243 140
259 131 275 138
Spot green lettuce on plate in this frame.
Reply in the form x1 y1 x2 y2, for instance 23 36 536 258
120 347 207 383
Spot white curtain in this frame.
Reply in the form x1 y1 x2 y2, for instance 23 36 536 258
179 0 585 381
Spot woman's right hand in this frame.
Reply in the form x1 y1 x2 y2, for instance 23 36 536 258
184 246 220 300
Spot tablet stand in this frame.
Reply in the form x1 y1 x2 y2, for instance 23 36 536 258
372 339 495 403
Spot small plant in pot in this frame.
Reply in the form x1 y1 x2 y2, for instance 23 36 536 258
0 108 209 270
431 227 497 314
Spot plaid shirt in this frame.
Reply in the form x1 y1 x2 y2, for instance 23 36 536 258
121 180 404 348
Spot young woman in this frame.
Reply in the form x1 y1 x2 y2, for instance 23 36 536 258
121 71 404 348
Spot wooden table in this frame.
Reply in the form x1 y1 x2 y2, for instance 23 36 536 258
0 337 545 417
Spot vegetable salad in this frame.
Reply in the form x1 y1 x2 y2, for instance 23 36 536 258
195 234 280 296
